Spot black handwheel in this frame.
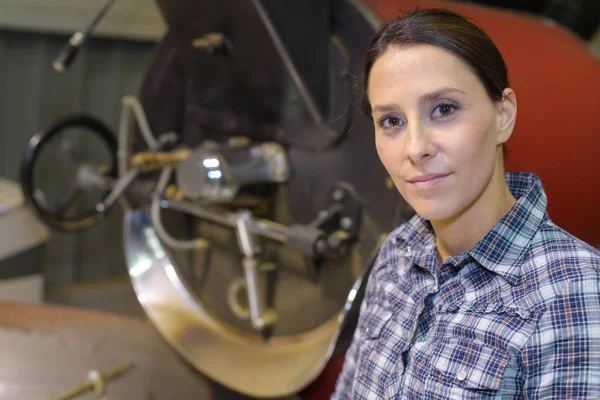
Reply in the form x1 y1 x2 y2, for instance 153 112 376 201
20 114 118 232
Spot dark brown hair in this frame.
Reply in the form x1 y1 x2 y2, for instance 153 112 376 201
362 8 509 116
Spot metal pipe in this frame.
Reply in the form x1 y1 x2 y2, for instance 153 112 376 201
151 168 208 251
250 0 324 126
165 199 289 244
118 96 158 177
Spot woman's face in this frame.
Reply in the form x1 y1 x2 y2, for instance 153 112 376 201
368 44 511 222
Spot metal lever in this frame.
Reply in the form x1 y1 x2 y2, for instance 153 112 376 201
95 167 139 214
97 132 177 214
53 0 117 72
234 211 277 330
49 362 135 400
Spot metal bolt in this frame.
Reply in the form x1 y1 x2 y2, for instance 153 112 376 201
87 369 106 393
327 235 341 248
341 217 353 230
333 189 344 201
191 33 233 56
227 136 251 148
315 239 327 254
259 262 276 272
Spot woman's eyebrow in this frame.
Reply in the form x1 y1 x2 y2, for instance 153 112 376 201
372 88 467 114
372 103 399 113
420 87 466 103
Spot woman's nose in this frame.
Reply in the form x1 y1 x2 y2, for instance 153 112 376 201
405 121 437 163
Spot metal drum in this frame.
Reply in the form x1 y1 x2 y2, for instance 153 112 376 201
123 1 410 397
19 0 413 398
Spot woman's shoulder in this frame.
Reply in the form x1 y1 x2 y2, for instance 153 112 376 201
523 219 600 284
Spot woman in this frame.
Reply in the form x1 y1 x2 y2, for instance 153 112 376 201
333 9 600 399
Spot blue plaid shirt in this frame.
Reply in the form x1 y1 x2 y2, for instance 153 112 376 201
333 172 600 399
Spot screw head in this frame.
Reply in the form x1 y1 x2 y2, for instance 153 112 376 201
341 217 353 230
333 189 344 201
315 239 327 254
327 235 341 248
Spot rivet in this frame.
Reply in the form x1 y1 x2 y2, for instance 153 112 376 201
333 189 344 201
341 217 353 230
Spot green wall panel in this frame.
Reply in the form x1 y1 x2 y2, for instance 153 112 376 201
0 29 155 287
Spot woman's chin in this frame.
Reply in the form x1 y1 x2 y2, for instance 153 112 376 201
411 202 457 223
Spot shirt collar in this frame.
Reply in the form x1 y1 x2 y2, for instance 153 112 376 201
393 172 548 285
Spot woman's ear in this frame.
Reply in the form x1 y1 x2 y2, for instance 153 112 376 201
497 88 517 145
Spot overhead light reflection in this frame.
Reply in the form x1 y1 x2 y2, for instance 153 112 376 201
129 258 152 278
203 158 220 168
165 263 178 282
207 170 222 180
345 288 358 310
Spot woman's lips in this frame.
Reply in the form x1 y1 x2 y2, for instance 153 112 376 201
407 173 453 189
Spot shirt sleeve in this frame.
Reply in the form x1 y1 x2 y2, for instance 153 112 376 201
331 229 401 399
523 274 600 398
331 297 367 400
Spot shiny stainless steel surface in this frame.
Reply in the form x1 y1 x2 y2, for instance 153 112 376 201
120 3 394 395
0 302 208 400
125 208 367 397
176 141 290 202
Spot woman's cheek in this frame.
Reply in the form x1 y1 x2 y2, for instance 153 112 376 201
375 135 396 172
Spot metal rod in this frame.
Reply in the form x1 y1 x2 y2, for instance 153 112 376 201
49 362 135 400
165 199 289 244
97 168 139 213
53 0 118 72
250 0 324 125
234 212 265 328
235 211 256 257
84 0 117 34
151 168 208 251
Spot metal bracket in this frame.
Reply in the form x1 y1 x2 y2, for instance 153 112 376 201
311 182 362 259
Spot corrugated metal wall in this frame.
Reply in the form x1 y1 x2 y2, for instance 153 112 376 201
0 29 155 287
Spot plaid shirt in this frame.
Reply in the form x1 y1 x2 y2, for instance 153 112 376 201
333 172 600 399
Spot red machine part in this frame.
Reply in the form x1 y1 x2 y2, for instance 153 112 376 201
299 1 600 398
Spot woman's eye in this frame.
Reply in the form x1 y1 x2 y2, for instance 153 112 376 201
379 116 403 129
432 103 459 119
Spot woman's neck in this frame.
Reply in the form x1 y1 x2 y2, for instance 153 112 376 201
432 161 516 263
